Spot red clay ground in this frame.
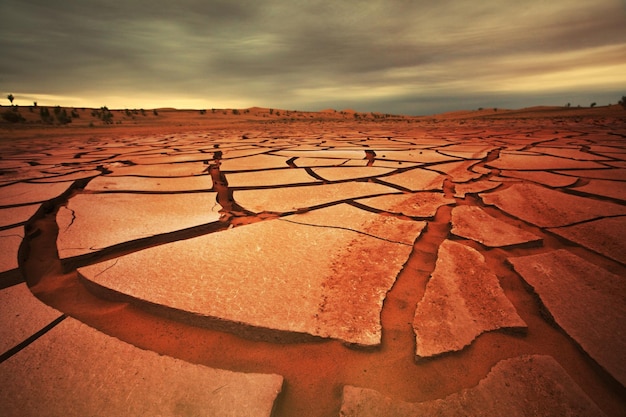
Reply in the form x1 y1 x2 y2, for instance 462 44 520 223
1 105 625 417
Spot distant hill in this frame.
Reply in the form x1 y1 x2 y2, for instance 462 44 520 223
423 104 625 120
1 103 623 131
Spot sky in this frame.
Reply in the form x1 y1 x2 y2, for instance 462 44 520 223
1 0 625 115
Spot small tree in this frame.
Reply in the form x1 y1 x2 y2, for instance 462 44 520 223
93 106 114 124
590 102 597 108
40 107 53 123
102 107 113 123
619 96 626 109
53 106 72 124
7 94 14 105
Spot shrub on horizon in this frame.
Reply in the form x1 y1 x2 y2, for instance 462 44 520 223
1 109 24 123
53 106 72 124
92 106 113 124
40 107 53 124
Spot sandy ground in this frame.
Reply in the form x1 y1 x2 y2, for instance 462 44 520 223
1 105 625 417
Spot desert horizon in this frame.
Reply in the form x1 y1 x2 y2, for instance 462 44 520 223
2 99 625 128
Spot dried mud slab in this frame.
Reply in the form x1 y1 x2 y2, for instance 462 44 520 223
85 175 213 192
528 147 611 161
480 182 626 227
340 355 606 417
451 206 542 247
375 150 458 164
291 157 350 167
274 150 367 160
550 216 626 264
0 283 63 353
372 160 419 169
282 203 425 245
234 181 395 213
215 147 268 158
0 204 39 228
216 148 269 159
413 240 526 358
78 209 422 346
356 192 454 217
225 168 320 187
377 168 444 191
219 154 291 171
122 154 208 165
0 181 73 206
0 165 60 185
311 166 395 182
486 152 607 170
554 168 626 181
56 193 222 259
437 144 495 159
30 169 102 183
429 160 482 183
499 170 578 188
571 179 626 202
508 250 626 386
0 317 283 417
453 180 500 198
105 162 208 177
0 227 23 275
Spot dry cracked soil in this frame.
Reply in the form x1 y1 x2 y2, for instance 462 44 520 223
1 109 625 417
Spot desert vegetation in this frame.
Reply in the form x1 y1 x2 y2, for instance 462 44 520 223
91 106 114 124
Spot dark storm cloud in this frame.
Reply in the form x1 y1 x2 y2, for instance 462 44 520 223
1 0 625 113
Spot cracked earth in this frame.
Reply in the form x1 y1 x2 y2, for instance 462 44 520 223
1 113 625 416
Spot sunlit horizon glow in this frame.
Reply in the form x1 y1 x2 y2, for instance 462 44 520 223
1 0 625 115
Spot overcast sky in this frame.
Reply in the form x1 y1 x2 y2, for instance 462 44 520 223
1 0 625 115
